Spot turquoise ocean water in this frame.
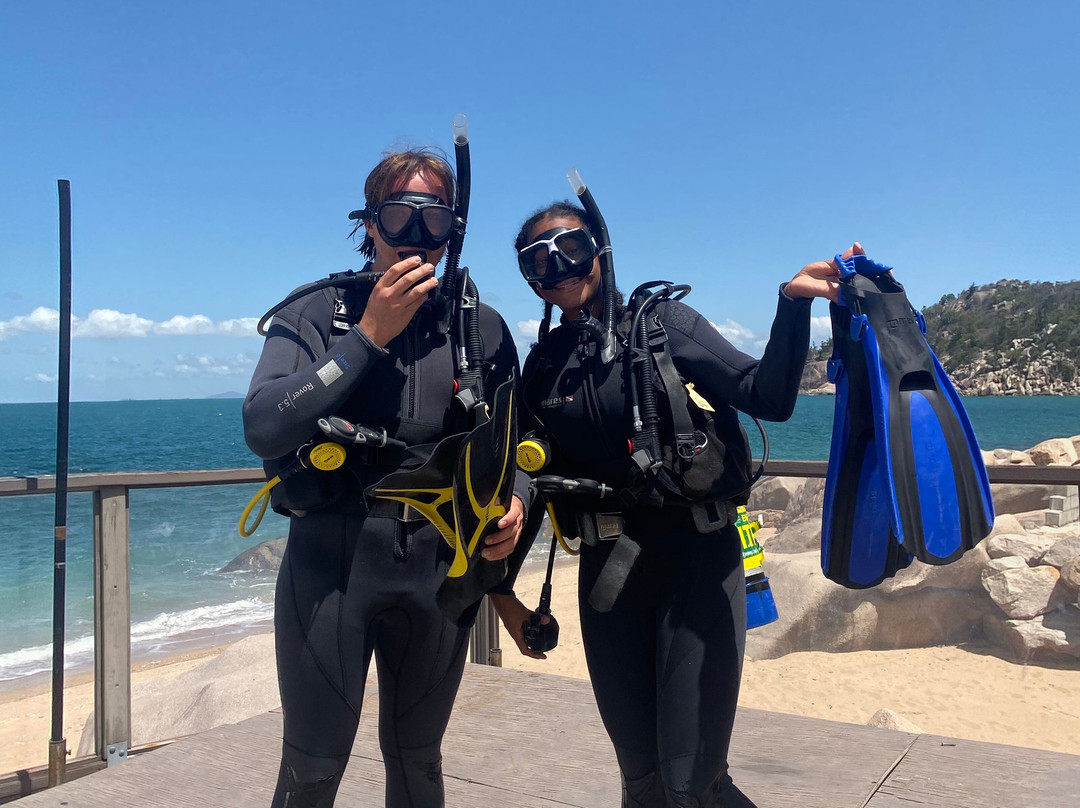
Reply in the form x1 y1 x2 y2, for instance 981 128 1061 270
1 395 1077 683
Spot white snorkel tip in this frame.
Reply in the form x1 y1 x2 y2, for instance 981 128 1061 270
452 114 469 146
567 167 586 196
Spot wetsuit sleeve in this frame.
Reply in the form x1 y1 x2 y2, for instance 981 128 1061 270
661 285 812 422
243 290 390 459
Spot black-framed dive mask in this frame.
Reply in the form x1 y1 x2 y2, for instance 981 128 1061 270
355 191 455 251
517 227 599 290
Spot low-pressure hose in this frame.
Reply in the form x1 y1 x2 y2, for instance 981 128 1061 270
636 295 660 457
238 421 399 537
463 272 484 377
627 282 690 469
238 441 347 536
257 270 382 336
239 476 280 537
239 442 345 535
452 269 487 420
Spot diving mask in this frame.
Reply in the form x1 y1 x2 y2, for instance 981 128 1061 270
351 191 455 250
517 227 598 290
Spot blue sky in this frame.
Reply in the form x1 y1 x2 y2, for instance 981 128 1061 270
2 1 1077 403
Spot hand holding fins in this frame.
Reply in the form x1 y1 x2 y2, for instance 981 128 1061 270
366 378 518 622
820 254 994 588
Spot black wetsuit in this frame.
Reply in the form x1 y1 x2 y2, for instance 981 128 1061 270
243 278 526 808
517 288 811 808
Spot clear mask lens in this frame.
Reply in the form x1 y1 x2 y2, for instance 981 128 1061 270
518 228 597 284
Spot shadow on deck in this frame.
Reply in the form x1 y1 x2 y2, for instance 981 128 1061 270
10 664 1080 807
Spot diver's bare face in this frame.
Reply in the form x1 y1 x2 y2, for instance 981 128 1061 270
367 173 450 273
529 215 602 317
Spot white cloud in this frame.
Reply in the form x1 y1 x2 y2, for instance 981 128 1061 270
517 319 541 339
173 353 256 377
31 372 57 383
154 314 215 336
810 315 832 350
216 318 259 337
0 306 60 340
709 318 757 350
75 309 154 339
711 314 834 357
0 308 262 341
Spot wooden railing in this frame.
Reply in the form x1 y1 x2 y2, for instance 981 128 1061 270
1 461 1077 778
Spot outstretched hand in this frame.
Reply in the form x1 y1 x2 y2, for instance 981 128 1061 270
786 242 865 303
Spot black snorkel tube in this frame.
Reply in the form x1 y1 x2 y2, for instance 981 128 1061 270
442 114 470 293
566 167 616 364
442 115 488 421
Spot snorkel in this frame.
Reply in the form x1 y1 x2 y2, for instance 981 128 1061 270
442 114 470 288
566 167 617 364
440 115 488 420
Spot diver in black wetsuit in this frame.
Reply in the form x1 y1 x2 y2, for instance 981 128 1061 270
243 147 528 808
492 199 856 807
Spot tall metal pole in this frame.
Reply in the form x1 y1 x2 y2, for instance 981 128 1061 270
49 179 72 786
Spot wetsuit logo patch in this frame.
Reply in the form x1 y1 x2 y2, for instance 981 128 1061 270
539 394 573 409
317 360 344 386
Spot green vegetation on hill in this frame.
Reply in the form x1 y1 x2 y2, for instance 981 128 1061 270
807 279 1080 395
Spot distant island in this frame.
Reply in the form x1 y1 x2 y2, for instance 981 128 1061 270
803 278 1080 396
206 391 245 399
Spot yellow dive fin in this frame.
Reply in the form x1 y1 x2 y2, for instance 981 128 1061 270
439 378 517 620
365 378 518 622
366 433 466 554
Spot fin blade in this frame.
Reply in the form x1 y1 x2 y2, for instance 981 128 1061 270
833 265 993 574
821 338 913 589
438 379 517 620
366 433 467 551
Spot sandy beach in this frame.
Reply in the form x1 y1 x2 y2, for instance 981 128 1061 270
3 557 1079 775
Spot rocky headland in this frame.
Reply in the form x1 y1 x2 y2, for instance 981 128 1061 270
802 278 1080 396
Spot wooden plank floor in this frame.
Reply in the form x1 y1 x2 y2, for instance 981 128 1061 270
12 664 1080 807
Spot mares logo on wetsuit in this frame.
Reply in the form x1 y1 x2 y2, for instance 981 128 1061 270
539 394 573 409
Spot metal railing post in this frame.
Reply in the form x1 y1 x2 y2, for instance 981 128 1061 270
469 597 501 666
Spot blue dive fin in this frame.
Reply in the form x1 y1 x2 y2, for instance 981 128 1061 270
821 255 993 587
821 322 913 588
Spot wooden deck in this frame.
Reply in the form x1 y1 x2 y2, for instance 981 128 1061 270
10 664 1080 807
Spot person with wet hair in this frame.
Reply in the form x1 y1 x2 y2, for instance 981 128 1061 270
244 147 528 808
495 199 853 807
